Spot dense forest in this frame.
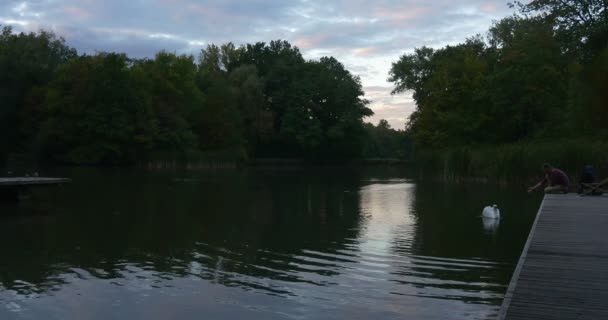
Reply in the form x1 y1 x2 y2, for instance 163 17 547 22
2 0 606 173
390 0 607 147
389 0 607 180
0 27 407 167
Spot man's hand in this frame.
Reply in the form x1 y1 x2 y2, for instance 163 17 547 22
528 180 544 194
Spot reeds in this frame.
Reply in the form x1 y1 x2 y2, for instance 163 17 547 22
415 140 608 184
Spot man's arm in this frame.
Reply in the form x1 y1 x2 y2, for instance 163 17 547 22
528 177 547 193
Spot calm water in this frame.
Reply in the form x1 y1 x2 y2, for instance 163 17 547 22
0 167 541 320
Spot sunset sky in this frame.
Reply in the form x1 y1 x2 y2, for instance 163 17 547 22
1 0 517 128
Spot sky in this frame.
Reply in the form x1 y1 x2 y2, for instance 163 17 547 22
0 0 517 129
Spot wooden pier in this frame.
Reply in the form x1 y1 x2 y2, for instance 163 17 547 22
499 194 608 320
0 177 70 187
0 177 70 202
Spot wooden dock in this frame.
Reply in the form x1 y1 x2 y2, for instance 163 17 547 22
0 177 70 187
0 177 70 202
499 194 608 320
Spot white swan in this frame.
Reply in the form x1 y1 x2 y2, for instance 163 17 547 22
482 205 500 219
482 217 500 233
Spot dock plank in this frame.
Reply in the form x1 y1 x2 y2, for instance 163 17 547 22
499 194 608 320
0 177 70 187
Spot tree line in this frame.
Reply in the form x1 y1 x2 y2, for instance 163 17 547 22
389 0 607 149
0 26 408 167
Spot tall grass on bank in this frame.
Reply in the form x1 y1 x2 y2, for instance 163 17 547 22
137 147 247 170
2 147 248 173
415 140 608 184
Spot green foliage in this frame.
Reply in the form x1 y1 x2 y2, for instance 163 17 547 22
387 3 608 180
488 16 569 140
390 39 495 146
363 120 412 159
390 4 607 150
416 140 608 183
281 56 373 158
197 42 374 159
133 51 201 153
40 53 146 163
228 65 273 151
0 25 76 166
0 27 377 166
512 0 608 60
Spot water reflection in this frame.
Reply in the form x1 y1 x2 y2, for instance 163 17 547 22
482 218 500 234
0 168 539 319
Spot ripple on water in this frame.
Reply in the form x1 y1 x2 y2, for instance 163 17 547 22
0 175 530 320
147 240 509 313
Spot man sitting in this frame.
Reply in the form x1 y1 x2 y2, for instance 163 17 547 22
578 165 601 195
528 163 570 194
578 165 606 195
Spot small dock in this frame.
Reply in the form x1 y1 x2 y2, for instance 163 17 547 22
0 177 70 202
0 177 70 187
499 194 608 319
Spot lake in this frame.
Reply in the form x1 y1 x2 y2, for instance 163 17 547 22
0 167 541 319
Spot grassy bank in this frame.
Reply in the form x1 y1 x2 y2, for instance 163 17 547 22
136 147 247 170
415 140 608 184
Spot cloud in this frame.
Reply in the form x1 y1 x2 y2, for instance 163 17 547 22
364 86 416 129
62 6 90 20
480 2 500 13
0 0 516 122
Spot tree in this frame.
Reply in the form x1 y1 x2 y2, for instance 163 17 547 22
363 120 411 159
389 39 493 146
487 16 568 140
195 45 243 151
301 57 373 157
513 1 608 134
133 52 203 159
234 41 306 139
228 65 273 151
513 0 608 60
390 3 607 152
0 26 76 165
0 26 378 164
40 53 145 163
216 40 373 158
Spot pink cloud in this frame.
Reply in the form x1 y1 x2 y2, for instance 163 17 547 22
63 6 90 20
480 2 499 13
295 33 331 50
373 5 432 27
361 85 415 128
352 47 378 56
